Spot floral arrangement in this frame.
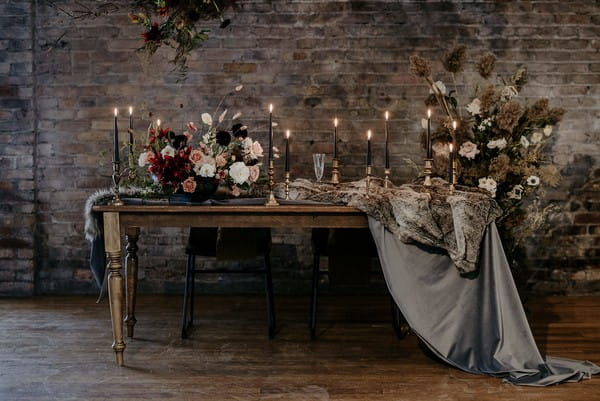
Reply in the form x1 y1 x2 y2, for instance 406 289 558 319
137 85 264 198
128 0 237 73
409 46 565 288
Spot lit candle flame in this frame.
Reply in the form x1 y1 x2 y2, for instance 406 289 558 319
129 106 133 115
427 109 431 118
385 111 389 120
334 118 338 127
367 130 372 140
269 104 273 113
452 120 457 130
114 108 118 117
157 119 161 127
286 130 290 138
449 143 453 152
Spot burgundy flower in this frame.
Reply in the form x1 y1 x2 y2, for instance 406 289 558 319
216 130 232 146
231 123 247 139
142 23 161 43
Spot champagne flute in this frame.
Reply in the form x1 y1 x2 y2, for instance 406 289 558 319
313 153 325 182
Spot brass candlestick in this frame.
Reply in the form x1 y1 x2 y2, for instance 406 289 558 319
331 158 340 185
423 158 433 187
384 168 391 189
365 165 372 197
264 159 279 206
450 159 457 194
284 171 290 200
112 160 124 206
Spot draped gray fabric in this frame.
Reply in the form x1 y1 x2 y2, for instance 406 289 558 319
369 218 600 386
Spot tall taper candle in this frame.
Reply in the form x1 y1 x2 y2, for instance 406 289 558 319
268 104 273 161
128 106 133 156
285 130 290 172
333 118 338 159
367 130 372 166
426 109 432 158
384 111 390 169
113 108 119 163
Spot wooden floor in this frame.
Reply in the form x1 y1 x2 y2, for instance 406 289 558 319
0 295 599 401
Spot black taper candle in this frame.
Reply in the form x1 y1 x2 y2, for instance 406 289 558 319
367 130 372 166
268 104 273 160
285 130 290 172
113 108 119 163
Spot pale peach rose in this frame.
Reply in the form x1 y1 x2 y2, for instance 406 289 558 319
189 149 204 164
183 131 192 141
215 155 227 168
251 141 263 158
248 165 260 183
138 151 153 167
231 186 241 197
182 177 197 193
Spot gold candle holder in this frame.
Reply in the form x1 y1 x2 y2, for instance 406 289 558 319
331 158 340 185
112 160 124 206
365 165 372 197
423 158 433 187
450 159 457 194
384 168 391 189
284 171 290 200
264 159 279 206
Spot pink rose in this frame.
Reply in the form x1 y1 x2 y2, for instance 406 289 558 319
231 186 241 197
182 177 197 193
183 131 192 141
217 169 228 179
189 149 204 164
215 155 227 168
248 165 260 183
251 141 263 158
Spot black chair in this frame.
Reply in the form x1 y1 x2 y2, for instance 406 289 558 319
181 227 276 339
310 228 408 339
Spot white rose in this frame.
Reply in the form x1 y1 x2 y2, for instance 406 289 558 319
526 175 540 186
466 98 481 115
478 177 497 198
138 151 151 167
160 145 175 158
229 161 250 184
520 136 530 149
487 138 507 150
195 163 216 178
543 125 553 136
429 80 446 95
201 113 213 126
507 184 524 200
458 141 480 160
531 131 543 144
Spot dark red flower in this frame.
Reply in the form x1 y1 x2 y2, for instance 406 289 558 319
142 23 161 43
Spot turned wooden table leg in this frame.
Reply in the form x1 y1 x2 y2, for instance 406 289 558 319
104 212 126 366
125 226 140 338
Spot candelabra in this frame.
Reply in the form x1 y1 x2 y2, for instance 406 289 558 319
384 168 391 189
264 159 279 206
284 172 290 200
365 165 372 197
111 160 124 206
449 159 457 194
423 158 433 187
331 158 340 185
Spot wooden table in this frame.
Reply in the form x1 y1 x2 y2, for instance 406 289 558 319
92 204 368 366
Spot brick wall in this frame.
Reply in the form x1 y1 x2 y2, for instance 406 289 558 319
1 0 598 296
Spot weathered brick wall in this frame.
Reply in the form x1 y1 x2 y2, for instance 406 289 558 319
0 0 36 296
1 0 598 295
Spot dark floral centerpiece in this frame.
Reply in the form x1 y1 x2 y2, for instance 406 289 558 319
409 46 565 292
136 85 264 200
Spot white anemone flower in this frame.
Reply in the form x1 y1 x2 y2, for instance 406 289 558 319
526 175 540 186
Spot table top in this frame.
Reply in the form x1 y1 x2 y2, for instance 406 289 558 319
92 204 369 228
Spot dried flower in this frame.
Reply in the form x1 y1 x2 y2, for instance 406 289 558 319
497 100 523 132
477 52 497 79
511 67 528 91
538 165 561 187
478 86 499 112
442 45 467 73
409 55 432 78
489 154 510 182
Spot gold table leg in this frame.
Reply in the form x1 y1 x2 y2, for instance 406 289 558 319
125 226 140 338
103 212 126 366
